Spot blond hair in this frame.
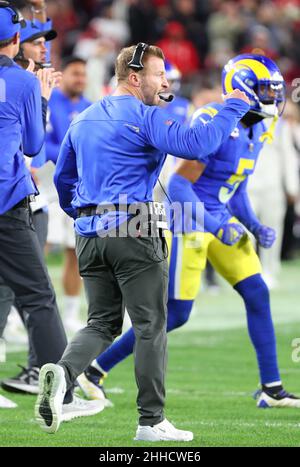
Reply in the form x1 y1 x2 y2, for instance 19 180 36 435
115 45 165 82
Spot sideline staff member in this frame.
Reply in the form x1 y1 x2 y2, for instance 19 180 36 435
0 4 68 373
36 43 250 441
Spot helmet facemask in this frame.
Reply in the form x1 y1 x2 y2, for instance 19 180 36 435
252 79 286 118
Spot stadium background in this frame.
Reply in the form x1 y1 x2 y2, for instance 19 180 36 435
1 0 300 447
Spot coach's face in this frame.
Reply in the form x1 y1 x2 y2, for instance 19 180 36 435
140 56 169 106
22 37 47 64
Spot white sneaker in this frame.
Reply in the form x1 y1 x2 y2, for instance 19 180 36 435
134 418 193 442
0 394 17 408
257 390 300 408
61 394 105 421
35 363 66 434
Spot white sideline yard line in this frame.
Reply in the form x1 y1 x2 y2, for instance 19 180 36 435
77 387 256 398
167 388 252 397
105 387 124 394
187 419 300 430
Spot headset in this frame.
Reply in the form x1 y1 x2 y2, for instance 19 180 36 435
128 42 174 103
0 1 26 28
127 42 148 71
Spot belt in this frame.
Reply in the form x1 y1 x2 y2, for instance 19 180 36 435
77 201 168 232
12 195 36 210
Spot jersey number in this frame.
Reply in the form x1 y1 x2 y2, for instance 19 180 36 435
218 158 255 204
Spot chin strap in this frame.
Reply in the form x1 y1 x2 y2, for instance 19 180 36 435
259 115 279 144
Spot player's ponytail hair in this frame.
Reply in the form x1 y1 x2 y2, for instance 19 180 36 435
115 45 165 82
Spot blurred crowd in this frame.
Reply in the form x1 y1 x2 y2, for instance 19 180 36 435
11 0 300 93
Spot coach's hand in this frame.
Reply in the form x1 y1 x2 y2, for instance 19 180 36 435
253 224 276 249
223 89 250 105
37 68 62 101
217 222 245 246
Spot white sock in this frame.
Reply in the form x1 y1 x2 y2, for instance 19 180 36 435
64 295 81 322
264 381 282 388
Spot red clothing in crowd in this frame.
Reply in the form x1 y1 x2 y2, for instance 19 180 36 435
156 21 201 76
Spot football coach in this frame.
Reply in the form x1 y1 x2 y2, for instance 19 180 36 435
0 3 68 379
36 43 250 441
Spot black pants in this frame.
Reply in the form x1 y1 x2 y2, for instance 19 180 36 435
0 209 49 368
0 207 67 367
59 233 169 426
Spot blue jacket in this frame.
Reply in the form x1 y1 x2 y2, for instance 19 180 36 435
0 55 44 214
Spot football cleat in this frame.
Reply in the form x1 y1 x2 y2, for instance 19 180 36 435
77 366 113 407
134 418 193 442
1 365 39 394
257 388 300 408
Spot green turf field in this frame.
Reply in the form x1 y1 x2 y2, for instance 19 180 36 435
1 256 300 447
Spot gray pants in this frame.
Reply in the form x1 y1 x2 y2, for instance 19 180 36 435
59 233 169 426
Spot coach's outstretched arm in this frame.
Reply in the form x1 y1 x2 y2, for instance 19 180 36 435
144 89 250 161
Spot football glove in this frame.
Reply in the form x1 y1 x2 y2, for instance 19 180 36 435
253 225 276 249
217 222 245 246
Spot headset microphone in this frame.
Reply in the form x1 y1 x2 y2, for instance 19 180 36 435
158 93 174 103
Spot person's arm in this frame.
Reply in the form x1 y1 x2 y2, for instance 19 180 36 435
30 144 47 169
45 111 61 164
228 178 276 248
53 130 78 219
21 76 45 157
29 0 47 23
144 92 250 163
45 137 61 164
228 178 261 232
168 160 245 245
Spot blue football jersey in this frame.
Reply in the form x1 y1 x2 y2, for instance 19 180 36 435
191 103 266 223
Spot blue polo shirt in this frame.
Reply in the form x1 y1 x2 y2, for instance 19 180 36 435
0 55 44 215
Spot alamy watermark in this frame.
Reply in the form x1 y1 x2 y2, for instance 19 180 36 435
291 338 300 363
86 194 205 242
291 78 300 103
